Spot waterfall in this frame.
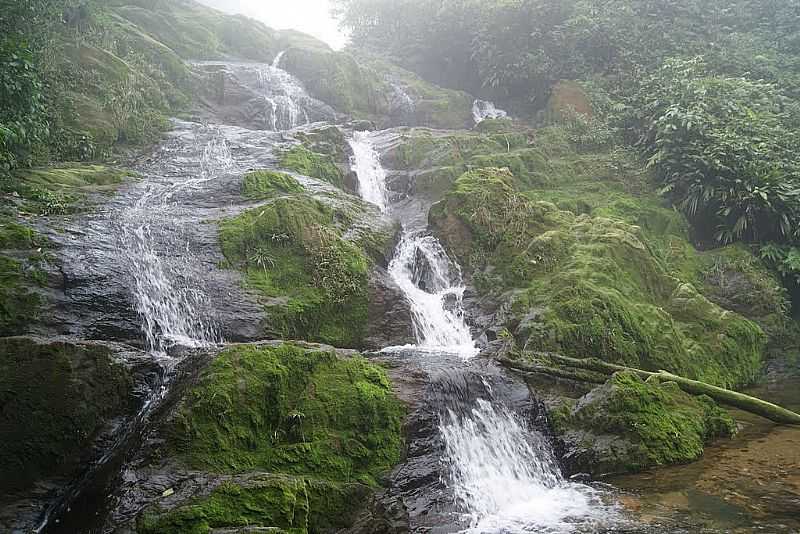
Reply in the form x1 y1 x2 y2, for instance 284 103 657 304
388 232 477 357
120 131 229 354
272 50 286 68
472 99 508 124
347 131 389 211
348 130 477 358
441 396 618 532
349 127 619 532
256 61 313 131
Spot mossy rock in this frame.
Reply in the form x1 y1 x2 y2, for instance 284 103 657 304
0 337 135 492
5 164 132 214
242 170 304 199
0 222 49 335
167 343 404 484
553 371 735 475
137 475 371 534
432 168 766 389
279 146 345 190
219 196 370 348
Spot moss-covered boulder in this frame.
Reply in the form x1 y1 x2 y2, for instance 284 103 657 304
219 176 397 348
242 170 304 199
0 220 51 336
279 146 346 190
0 337 136 492
167 343 403 482
431 167 766 389
136 342 404 533
551 371 736 475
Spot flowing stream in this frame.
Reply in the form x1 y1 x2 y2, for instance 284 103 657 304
349 130 620 532
38 60 330 533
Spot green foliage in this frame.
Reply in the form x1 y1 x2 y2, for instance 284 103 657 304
555 370 736 473
167 343 404 484
279 146 344 189
0 41 49 171
634 57 800 244
219 196 369 348
242 170 303 199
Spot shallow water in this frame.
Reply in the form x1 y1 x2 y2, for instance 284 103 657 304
613 369 800 532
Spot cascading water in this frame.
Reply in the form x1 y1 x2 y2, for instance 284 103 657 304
194 57 332 131
440 396 619 532
256 54 313 131
473 99 508 124
347 131 389 212
120 132 229 353
349 128 620 533
348 130 477 357
388 232 477 357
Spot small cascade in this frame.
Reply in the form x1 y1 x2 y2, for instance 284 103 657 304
440 394 618 532
120 133 229 353
348 129 477 357
347 131 389 211
388 232 477 357
472 99 508 124
272 50 286 68
193 59 334 131
256 64 311 131
389 81 416 118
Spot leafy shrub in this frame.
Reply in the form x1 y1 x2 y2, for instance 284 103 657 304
634 57 800 244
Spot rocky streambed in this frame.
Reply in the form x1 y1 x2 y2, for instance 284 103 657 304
2 44 799 534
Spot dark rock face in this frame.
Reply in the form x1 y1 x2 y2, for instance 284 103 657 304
0 336 160 533
364 268 415 351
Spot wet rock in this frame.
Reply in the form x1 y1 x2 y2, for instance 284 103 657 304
364 268 415 351
105 341 403 533
552 371 736 477
0 336 159 533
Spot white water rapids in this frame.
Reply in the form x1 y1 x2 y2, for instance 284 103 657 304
349 130 620 533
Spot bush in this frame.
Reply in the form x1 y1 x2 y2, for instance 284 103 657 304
634 57 800 245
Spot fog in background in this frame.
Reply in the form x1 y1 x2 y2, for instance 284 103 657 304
197 0 347 49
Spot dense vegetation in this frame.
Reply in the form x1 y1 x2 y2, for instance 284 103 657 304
335 0 800 298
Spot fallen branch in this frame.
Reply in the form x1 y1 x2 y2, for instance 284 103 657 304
498 355 800 425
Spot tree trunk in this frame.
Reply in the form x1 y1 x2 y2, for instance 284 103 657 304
499 355 800 426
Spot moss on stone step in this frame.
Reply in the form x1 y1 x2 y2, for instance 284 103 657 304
167 343 403 483
137 475 370 534
219 196 370 348
242 171 304 199
432 168 766 389
552 371 736 474
279 146 345 189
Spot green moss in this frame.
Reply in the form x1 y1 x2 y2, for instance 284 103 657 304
0 218 43 249
137 475 371 534
138 478 309 534
0 256 43 336
556 371 736 473
219 196 369 348
279 146 344 189
4 164 131 214
242 170 303 199
0 337 133 492
433 168 766 389
167 343 404 484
